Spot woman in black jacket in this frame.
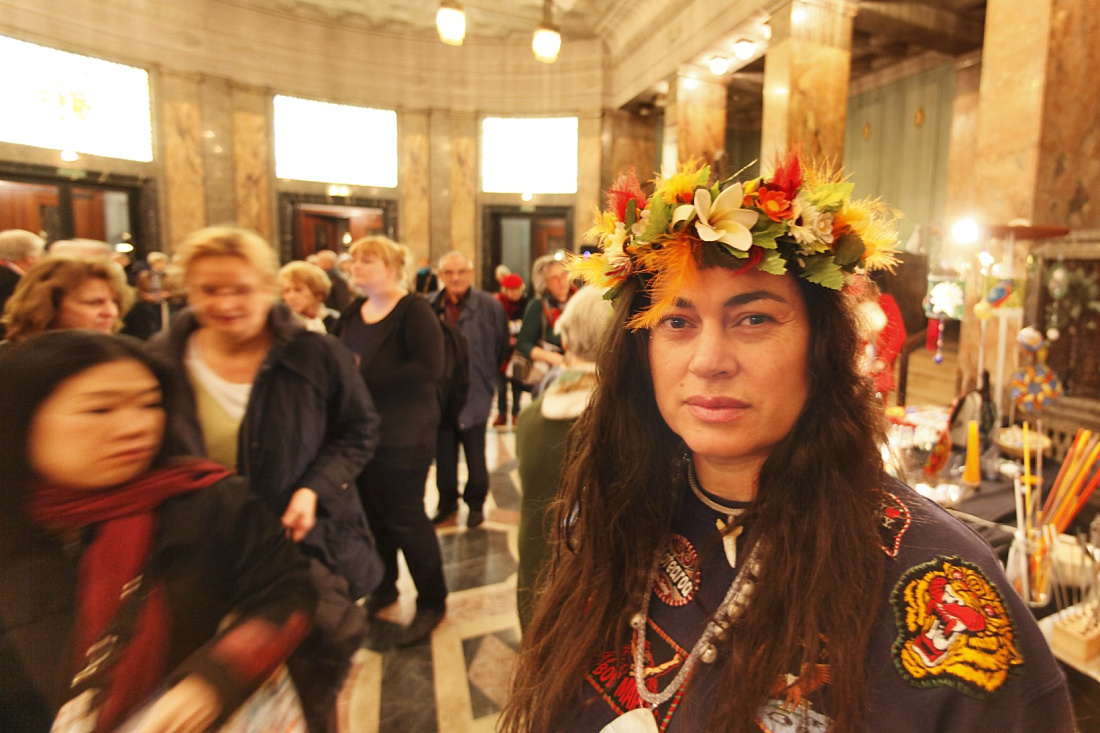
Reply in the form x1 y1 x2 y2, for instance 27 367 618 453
0 331 316 733
147 226 379 733
336 235 448 650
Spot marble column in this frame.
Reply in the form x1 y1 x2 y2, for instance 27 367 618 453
604 109 659 190
662 74 727 173
576 112 603 249
157 72 206 253
400 111 432 263
760 0 856 165
958 0 1100 409
231 85 274 243
449 112 479 269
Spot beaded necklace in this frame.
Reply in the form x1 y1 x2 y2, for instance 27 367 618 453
630 462 761 709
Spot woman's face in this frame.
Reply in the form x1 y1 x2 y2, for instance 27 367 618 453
51 278 119 333
280 278 324 318
30 359 165 491
545 263 571 302
648 267 811 476
187 255 273 342
350 251 394 292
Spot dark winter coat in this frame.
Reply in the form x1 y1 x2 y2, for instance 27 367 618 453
148 304 382 597
0 476 317 731
429 288 509 429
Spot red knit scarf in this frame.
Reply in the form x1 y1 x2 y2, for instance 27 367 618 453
29 459 231 730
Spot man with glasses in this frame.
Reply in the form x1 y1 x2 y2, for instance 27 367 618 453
431 251 509 528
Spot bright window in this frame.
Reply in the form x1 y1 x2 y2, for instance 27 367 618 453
274 95 398 188
481 117 578 194
0 35 153 162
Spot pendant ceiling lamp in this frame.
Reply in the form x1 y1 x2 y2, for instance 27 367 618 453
532 0 561 63
436 0 466 46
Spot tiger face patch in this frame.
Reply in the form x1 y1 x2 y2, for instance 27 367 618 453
891 556 1023 698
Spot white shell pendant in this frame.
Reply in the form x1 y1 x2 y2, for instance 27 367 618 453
599 707 660 733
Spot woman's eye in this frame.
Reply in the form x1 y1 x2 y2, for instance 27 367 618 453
739 313 774 327
658 315 690 329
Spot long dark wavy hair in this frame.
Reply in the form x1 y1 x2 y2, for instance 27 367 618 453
0 331 179 519
500 273 887 733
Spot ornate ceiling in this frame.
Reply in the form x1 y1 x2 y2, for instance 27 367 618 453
258 0 610 40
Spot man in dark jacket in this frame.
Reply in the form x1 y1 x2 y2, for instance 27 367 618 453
431 251 509 528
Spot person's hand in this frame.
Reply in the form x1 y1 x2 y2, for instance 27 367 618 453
281 488 317 542
129 675 221 733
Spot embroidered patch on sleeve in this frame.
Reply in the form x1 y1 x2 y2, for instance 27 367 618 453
890 555 1024 698
875 489 911 557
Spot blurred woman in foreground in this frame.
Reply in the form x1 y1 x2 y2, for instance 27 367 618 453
148 226 379 732
0 331 315 732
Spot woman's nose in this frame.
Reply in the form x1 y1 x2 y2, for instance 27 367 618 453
688 323 735 378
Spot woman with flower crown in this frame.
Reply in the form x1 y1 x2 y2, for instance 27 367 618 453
499 154 1074 733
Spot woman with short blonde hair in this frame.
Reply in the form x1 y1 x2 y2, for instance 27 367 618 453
2 256 131 342
348 235 409 287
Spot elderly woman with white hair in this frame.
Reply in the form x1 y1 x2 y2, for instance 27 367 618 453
515 285 613 629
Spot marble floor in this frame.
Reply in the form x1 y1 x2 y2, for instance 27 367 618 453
337 414 525 733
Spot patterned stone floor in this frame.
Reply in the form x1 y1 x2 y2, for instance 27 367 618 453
338 419 524 733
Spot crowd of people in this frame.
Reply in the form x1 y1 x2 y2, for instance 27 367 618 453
0 147 1078 733
0 224 574 730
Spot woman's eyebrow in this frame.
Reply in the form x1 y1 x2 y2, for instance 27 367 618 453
723 290 787 307
78 386 163 399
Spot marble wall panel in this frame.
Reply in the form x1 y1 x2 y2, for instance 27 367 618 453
159 74 206 252
608 111 659 189
450 117 478 268
761 0 853 164
1034 0 1100 229
788 44 851 162
400 112 432 261
576 114 603 248
430 111 453 261
199 77 235 228
943 58 981 226
676 77 727 167
975 0 1053 225
232 110 272 241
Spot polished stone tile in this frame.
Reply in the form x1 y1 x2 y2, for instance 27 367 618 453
489 458 521 512
440 529 517 593
379 644 437 733
463 631 518 717
343 422 522 733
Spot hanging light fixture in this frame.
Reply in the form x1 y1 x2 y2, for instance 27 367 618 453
532 0 561 64
436 0 466 46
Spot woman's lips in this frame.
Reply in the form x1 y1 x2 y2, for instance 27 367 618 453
685 396 749 423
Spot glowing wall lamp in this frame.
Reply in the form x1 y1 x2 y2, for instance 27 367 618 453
436 0 466 46
532 0 561 63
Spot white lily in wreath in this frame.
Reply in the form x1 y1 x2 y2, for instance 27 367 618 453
672 184 759 251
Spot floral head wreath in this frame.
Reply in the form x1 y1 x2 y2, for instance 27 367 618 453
572 150 900 330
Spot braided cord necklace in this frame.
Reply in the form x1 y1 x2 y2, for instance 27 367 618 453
631 460 761 709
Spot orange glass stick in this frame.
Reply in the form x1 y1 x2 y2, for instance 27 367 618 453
1042 429 1086 520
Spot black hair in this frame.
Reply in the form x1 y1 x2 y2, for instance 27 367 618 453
0 331 180 516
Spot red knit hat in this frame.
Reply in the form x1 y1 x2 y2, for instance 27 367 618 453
501 274 524 289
